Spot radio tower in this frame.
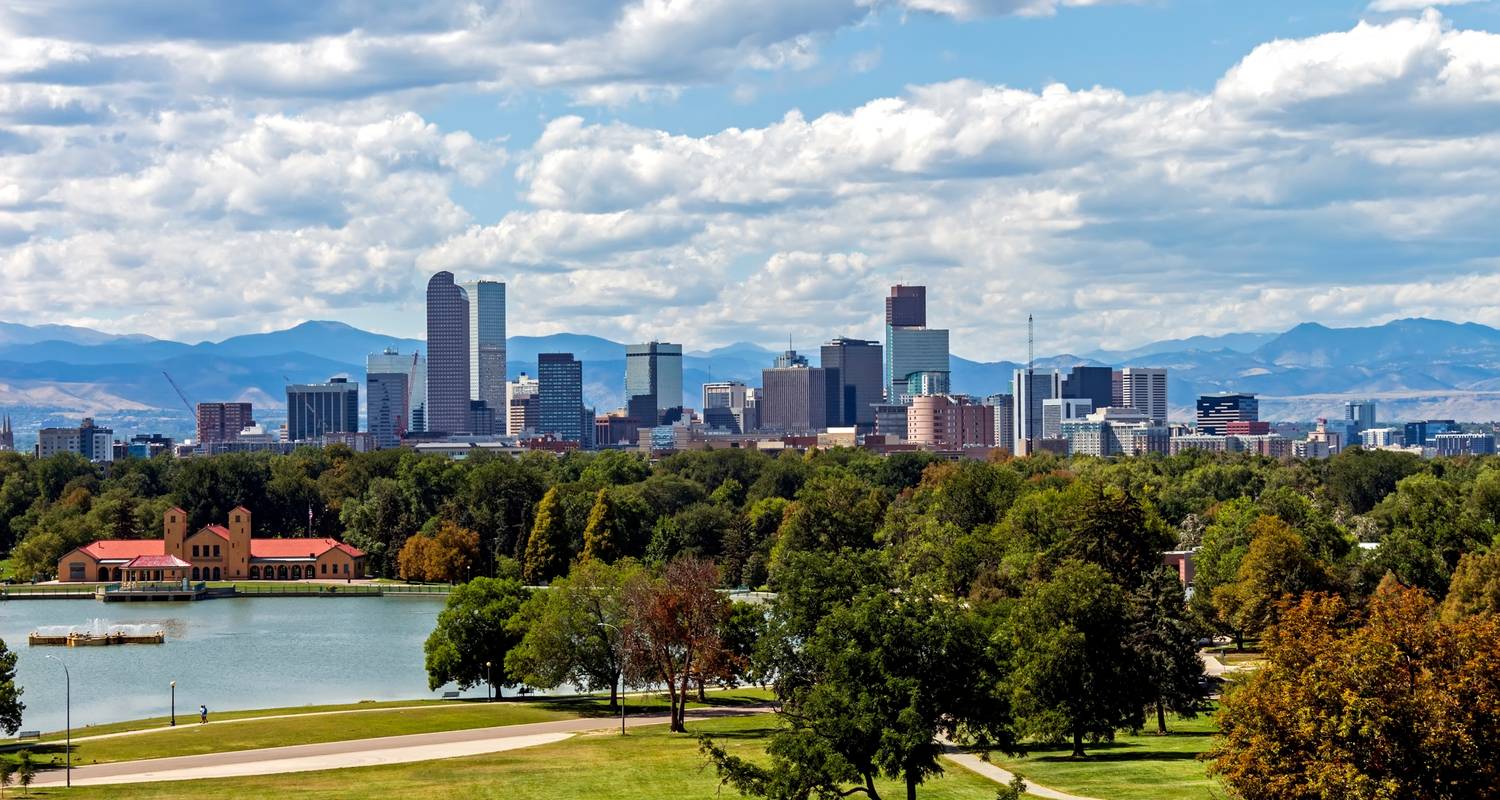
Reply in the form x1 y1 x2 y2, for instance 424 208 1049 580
1026 314 1035 450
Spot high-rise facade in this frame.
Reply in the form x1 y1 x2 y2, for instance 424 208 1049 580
1196 393 1258 435
1012 369 1060 455
984 393 1015 453
538 353 585 442
1042 397 1094 440
0 415 12 451
426 271 471 434
366 349 413 450
760 364 838 432
1345 400 1376 435
625 341 684 425
907 395 995 450
286 378 360 441
460 279 506 434
196 402 254 443
507 373 540 436
884 285 950 402
367 348 425 436
1061 366 1114 411
703 381 757 433
821 338 882 430
1116 368 1168 425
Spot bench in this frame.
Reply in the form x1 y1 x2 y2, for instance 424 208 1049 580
16 731 39 742
441 691 461 699
516 686 534 696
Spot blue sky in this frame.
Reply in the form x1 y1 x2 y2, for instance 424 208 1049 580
3 1 1500 360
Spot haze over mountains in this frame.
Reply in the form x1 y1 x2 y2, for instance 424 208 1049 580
3 318 1500 425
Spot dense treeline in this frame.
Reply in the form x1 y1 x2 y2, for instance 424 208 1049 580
6 443 1500 797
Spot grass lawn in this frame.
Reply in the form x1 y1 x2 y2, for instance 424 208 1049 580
983 712 1220 800
30 714 1009 800
6 690 771 768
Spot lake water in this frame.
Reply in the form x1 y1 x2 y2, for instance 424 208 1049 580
0 596 479 733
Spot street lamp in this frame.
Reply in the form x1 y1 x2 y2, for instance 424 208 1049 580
485 661 493 703
597 622 625 735
44 655 70 788
170 681 177 726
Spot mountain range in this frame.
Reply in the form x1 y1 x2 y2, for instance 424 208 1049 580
4 318 1500 436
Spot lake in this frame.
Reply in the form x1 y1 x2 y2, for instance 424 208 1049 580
0 596 476 733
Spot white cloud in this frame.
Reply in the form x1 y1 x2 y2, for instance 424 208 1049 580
1367 0 1487 12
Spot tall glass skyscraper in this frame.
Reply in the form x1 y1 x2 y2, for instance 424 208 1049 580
538 352 584 442
883 285 949 403
821 338 882 430
425 271 470 434
625 341 683 424
461 279 506 434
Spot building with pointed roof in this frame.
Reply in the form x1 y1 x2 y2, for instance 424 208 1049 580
57 507 366 583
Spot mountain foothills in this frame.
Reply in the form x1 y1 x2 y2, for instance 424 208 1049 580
3 318 1500 421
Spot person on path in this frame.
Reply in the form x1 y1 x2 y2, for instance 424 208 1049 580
199 705 208 724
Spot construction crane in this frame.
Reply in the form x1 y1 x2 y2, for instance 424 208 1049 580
162 371 194 417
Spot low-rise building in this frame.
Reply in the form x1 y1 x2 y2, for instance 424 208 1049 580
56 507 366 583
906 395 995 450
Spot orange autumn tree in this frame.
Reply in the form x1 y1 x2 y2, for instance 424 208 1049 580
398 522 481 583
1207 578 1500 800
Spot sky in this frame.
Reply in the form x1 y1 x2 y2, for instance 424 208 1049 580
2 1 1500 361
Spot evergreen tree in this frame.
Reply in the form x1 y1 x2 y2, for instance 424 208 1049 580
523 487 570 584
0 638 21 736
581 488 622 563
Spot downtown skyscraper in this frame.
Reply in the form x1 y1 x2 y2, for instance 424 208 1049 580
883 285 950 402
425 271 470 434
461 279 506 434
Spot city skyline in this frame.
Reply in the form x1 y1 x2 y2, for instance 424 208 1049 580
3 6 1500 359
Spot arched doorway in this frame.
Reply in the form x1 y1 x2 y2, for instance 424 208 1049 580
291 565 302 580
249 565 260 579
212 567 221 580
98 567 109 581
277 565 289 580
112 568 121 581
192 567 201 580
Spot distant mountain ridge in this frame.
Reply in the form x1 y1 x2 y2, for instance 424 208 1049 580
4 317 1500 423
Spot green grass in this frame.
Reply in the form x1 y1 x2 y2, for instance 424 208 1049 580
31 714 1008 800
9 690 771 768
983 712 1220 800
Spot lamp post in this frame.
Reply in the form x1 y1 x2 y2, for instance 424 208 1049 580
170 681 177 726
485 661 493 702
597 622 625 735
44 655 70 788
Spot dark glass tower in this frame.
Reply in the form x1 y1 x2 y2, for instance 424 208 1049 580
425 271 470 434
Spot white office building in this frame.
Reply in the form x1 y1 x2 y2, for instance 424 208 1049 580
1115 368 1169 425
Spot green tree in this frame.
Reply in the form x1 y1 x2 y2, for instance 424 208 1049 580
522 487 570 584
703 589 1013 800
0 757 14 799
1441 544 1500 621
580 488 624 563
506 558 641 706
1060 480 1172 589
1010 560 1146 758
1213 517 1337 644
423 577 530 691
1370 472 1477 596
339 477 415 578
13 751 31 798
1130 568 1206 734
0 638 23 735
1326 447 1423 515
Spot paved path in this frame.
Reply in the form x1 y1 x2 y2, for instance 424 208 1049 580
941 743 1100 800
34 706 770 787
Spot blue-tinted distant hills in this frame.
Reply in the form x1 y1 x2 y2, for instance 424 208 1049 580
5 317 1500 421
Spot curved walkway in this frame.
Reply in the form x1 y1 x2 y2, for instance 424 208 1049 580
943 748 1101 800
34 706 771 787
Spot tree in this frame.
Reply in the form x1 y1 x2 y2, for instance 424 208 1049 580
580 489 624 563
397 533 436 583
523 487 570 584
0 757 13 799
1061 481 1172 589
702 589 1013 800
1213 518 1337 644
622 557 728 732
1010 560 1146 758
507 558 641 706
1207 581 1500 799
13 751 31 798
398 522 482 583
423 577 530 691
1130 568 1205 734
1441 544 1500 621
0 639 23 736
